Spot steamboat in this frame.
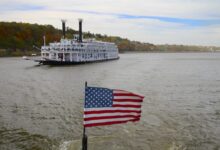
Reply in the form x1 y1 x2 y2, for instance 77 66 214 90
36 19 119 65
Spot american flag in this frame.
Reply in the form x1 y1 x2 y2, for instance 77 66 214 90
84 87 144 127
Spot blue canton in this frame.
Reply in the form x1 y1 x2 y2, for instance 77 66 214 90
85 87 113 108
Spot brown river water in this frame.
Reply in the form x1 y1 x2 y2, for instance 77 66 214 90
0 53 220 150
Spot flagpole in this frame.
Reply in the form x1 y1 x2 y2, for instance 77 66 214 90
82 81 88 150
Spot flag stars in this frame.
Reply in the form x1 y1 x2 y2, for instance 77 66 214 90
85 87 113 108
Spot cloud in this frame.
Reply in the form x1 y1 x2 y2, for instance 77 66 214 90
0 0 220 46
19 0 219 19
2 0 220 19
0 0 45 11
54 9 220 27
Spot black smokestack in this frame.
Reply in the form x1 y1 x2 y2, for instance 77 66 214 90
61 19 66 38
79 19 83 42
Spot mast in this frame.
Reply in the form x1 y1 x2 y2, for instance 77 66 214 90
43 35 46 46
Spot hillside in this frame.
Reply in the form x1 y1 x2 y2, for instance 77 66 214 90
0 22 219 56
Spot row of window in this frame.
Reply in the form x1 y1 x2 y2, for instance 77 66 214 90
45 44 116 50
50 53 112 59
42 53 49 57
43 48 117 52
43 51 117 58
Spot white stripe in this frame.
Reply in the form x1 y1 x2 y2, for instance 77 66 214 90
84 107 141 111
84 117 136 125
114 96 142 99
113 90 130 94
84 112 140 118
113 101 141 105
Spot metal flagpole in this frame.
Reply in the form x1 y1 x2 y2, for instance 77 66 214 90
82 81 88 150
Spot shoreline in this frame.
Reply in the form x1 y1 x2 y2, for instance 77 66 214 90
0 50 220 58
120 50 220 54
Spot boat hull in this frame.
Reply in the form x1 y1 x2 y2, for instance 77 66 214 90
35 57 120 65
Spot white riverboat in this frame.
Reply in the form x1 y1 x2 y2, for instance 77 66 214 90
37 19 119 65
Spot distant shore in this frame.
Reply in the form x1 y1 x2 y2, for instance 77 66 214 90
0 49 40 57
1 49 219 57
1 21 220 57
119 50 220 54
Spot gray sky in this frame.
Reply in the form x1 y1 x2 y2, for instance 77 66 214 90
1 0 220 46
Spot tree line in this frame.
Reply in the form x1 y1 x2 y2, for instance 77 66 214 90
0 22 219 56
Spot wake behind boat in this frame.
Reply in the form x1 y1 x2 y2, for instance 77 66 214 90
35 19 119 65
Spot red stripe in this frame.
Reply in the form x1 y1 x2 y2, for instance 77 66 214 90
84 118 140 127
112 104 141 108
84 110 141 114
84 115 140 121
113 99 143 102
113 93 144 98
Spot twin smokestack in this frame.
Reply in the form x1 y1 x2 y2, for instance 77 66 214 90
61 19 66 39
61 19 83 42
78 19 83 43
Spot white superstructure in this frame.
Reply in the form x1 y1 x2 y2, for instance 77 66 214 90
39 19 119 64
41 38 118 62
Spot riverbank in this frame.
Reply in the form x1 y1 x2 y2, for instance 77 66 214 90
0 49 40 57
1 48 219 57
1 22 220 57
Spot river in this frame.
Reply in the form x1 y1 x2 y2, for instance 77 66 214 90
0 53 220 150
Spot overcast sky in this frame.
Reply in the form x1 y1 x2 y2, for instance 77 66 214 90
1 0 220 46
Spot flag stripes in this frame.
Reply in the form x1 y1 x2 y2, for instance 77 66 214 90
84 87 144 127
84 112 141 118
84 118 140 127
